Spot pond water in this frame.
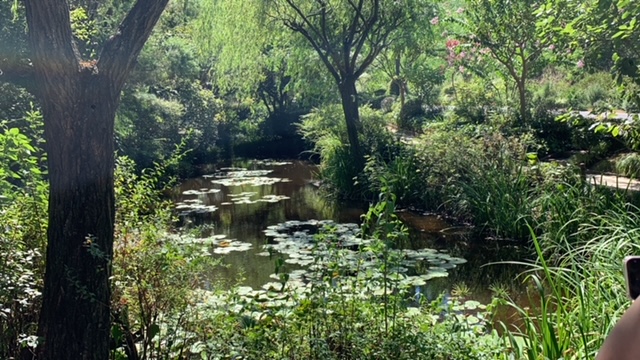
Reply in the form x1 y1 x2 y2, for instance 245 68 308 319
170 160 528 306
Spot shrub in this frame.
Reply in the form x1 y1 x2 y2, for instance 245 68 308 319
440 75 501 124
298 105 399 199
397 98 425 132
567 72 618 110
0 115 47 359
615 152 640 178
111 155 219 359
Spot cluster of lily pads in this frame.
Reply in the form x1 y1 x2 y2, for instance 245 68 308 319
175 199 218 216
222 219 467 301
203 168 291 187
165 232 252 255
253 160 292 166
220 192 291 205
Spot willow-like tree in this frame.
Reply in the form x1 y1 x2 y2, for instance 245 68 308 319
269 0 426 166
0 1 168 359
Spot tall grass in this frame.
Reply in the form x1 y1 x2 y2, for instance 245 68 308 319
456 158 533 241
500 200 640 359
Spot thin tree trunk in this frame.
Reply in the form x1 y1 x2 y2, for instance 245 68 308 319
517 80 527 122
395 54 405 107
339 78 363 168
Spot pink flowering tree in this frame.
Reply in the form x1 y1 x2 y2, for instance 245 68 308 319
462 0 547 122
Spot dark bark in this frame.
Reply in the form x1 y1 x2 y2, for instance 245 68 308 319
339 78 363 166
277 0 405 171
37 76 118 360
517 80 527 122
19 0 169 359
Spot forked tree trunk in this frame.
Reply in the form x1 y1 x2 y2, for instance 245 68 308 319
36 73 119 360
20 1 170 359
339 78 363 169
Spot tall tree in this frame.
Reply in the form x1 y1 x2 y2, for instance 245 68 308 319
0 1 169 359
538 0 640 107
464 0 545 122
268 0 425 166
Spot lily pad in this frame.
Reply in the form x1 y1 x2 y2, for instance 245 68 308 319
212 177 289 187
182 188 221 196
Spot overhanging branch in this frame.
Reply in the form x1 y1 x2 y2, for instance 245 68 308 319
98 0 170 92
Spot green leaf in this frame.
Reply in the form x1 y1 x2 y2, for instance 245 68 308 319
147 323 160 340
612 126 621 137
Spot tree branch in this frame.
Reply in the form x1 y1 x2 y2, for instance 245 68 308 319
285 21 342 82
98 0 170 93
350 0 379 73
23 0 81 98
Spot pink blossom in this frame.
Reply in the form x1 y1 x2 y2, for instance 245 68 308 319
456 7 465 14
430 16 439 25
548 44 555 51
446 39 461 49
459 51 467 59
577 59 585 68
458 65 466 73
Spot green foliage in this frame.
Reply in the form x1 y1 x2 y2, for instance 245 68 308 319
70 7 99 58
569 72 618 110
440 75 502 124
397 98 426 132
0 111 47 359
462 0 547 121
615 153 640 178
365 147 427 205
499 211 640 360
111 154 219 359
298 105 398 198
538 0 640 108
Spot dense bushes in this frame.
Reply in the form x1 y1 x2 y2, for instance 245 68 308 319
0 116 47 359
298 105 400 199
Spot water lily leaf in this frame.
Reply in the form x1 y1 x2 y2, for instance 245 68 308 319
212 176 287 187
464 300 481 310
237 286 254 296
420 271 448 281
405 307 421 317
262 282 284 291
465 315 480 325
405 277 427 286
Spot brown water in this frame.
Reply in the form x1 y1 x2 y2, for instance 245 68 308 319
170 159 528 305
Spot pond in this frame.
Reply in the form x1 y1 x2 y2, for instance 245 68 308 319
170 159 529 306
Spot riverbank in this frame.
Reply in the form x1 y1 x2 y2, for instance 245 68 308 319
300 104 640 359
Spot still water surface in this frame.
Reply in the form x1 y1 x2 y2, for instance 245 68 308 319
170 160 527 305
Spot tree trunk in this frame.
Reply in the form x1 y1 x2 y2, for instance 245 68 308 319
339 78 363 169
395 54 405 107
517 79 527 122
35 71 119 360
21 1 169 359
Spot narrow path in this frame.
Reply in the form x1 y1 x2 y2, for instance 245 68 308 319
386 123 419 144
586 173 640 191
